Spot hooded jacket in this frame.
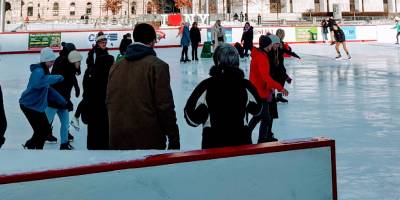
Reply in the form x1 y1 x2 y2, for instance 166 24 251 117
19 64 66 112
241 26 254 49
107 43 180 150
190 26 201 44
249 47 284 100
180 26 191 47
119 34 133 55
184 66 262 149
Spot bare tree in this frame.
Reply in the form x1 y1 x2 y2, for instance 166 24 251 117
103 0 123 17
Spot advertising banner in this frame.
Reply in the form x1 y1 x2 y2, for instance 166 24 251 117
28 32 62 50
295 27 318 42
341 26 356 40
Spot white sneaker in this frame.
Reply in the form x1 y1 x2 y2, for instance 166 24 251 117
70 117 80 132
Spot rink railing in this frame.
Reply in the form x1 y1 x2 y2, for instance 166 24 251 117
0 137 337 200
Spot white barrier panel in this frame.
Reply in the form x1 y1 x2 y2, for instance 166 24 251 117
0 137 337 200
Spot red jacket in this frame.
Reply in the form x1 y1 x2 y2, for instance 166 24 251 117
249 47 284 99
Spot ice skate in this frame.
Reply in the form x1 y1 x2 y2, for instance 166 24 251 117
70 117 80 132
60 141 74 150
68 132 74 142
45 134 57 143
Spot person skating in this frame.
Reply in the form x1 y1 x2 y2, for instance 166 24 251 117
248 35 289 143
321 19 329 43
19 47 67 149
332 24 351 59
211 20 226 50
327 16 337 45
47 47 83 150
275 29 300 103
190 22 201 61
184 43 262 149
83 33 115 150
180 22 191 62
0 85 6 149
117 33 133 62
107 23 180 150
392 17 400 44
241 22 254 58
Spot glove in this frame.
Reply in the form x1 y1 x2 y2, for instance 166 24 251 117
168 141 180 150
75 86 80 98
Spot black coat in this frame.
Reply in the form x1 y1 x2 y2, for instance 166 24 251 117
268 49 287 85
83 46 114 150
0 85 6 148
241 26 254 49
275 41 300 85
334 29 346 42
184 66 262 149
50 55 79 111
119 37 132 55
190 27 201 44
328 18 337 31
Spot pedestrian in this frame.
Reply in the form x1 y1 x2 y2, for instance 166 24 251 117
241 22 254 57
332 24 351 59
233 13 239 21
46 46 83 150
257 14 262 25
275 29 300 103
211 20 226 50
83 33 115 150
248 35 289 143
20 47 67 149
392 17 400 44
107 23 180 150
0 84 6 149
180 22 191 62
240 12 244 22
190 21 201 61
117 33 133 62
184 43 262 149
245 13 249 22
321 18 329 43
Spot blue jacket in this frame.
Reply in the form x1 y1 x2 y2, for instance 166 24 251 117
19 64 66 112
180 26 191 47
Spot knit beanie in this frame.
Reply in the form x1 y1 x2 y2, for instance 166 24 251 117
259 35 272 49
40 47 56 63
96 34 107 42
268 34 281 44
68 50 83 63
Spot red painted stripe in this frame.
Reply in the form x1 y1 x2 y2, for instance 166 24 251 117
0 137 335 185
0 40 377 55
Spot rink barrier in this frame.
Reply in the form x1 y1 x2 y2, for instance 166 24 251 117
0 137 337 200
0 24 386 55
0 40 377 55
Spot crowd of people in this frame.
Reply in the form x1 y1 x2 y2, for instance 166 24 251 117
0 20 303 151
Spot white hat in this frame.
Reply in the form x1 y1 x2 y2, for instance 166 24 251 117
96 35 107 42
68 50 83 63
40 47 56 63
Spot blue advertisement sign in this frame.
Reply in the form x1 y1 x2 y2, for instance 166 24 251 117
341 26 356 40
207 28 232 43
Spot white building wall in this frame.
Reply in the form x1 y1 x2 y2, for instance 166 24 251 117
363 0 384 11
292 0 314 12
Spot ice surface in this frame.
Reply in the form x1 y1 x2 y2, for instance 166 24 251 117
0 43 400 199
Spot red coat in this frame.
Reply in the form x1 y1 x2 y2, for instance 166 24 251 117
249 47 284 99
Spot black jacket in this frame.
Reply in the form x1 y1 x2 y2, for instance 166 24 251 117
119 36 132 55
241 26 254 49
274 41 300 85
334 29 346 42
190 27 201 44
184 66 262 149
50 55 79 110
0 85 6 148
328 18 337 31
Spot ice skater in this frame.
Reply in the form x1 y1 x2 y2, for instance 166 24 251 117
180 22 191 63
184 43 262 149
117 33 132 62
327 16 337 45
321 18 329 43
332 24 351 60
19 48 67 149
190 22 201 61
392 17 400 44
211 20 226 50
248 35 289 143
241 22 254 58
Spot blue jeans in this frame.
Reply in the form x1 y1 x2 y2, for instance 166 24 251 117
46 107 69 144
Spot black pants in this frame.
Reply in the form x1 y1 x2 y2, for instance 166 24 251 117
20 105 52 149
191 43 199 59
397 32 400 43
181 45 189 60
248 100 273 143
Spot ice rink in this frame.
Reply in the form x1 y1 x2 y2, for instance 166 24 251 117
1 43 400 199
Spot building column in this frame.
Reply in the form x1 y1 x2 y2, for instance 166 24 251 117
280 0 290 12
319 0 328 12
0 0 5 32
387 0 398 12
354 0 363 12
